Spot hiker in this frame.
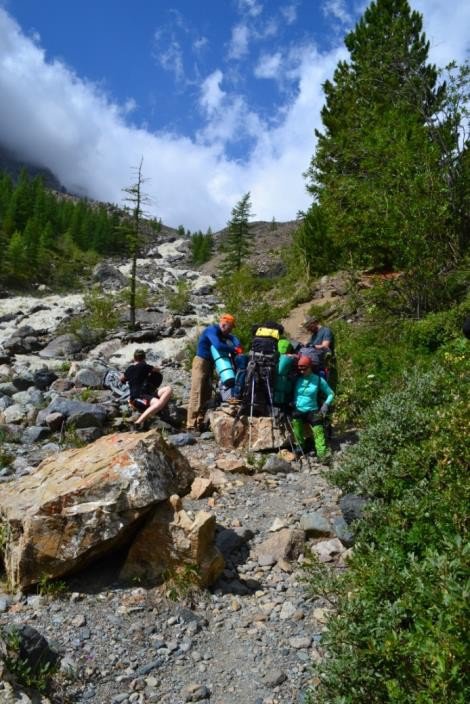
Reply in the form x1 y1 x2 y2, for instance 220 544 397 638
273 337 296 409
301 316 337 390
186 314 239 431
291 354 334 460
120 349 172 431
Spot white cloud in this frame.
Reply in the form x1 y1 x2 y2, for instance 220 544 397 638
227 23 250 60
193 36 208 52
254 52 283 79
413 0 470 67
0 3 468 234
153 34 185 83
322 0 353 26
238 0 263 18
280 3 298 25
200 70 225 116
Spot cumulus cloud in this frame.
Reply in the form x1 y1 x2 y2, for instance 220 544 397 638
0 3 468 233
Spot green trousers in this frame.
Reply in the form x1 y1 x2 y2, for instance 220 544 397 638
292 417 328 457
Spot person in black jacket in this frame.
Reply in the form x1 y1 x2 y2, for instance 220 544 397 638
121 349 172 430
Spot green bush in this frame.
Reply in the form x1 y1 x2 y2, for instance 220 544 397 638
167 280 192 314
403 301 469 352
216 266 289 348
304 351 470 704
332 320 414 425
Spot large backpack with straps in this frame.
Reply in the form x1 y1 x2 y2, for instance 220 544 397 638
241 322 284 416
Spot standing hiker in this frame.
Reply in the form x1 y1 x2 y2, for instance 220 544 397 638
291 354 334 460
121 349 172 431
186 314 239 431
302 316 337 390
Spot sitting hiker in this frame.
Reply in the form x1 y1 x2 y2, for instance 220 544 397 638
187 314 239 431
291 355 334 459
120 349 172 430
301 316 337 390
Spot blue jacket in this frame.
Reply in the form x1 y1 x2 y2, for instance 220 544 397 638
196 323 240 361
293 372 334 413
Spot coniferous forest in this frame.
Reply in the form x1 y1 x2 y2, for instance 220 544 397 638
0 169 124 288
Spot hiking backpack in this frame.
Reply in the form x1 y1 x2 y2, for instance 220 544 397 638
241 322 284 416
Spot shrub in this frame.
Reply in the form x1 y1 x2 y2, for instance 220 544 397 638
216 266 289 348
167 280 191 314
304 352 470 704
403 301 470 352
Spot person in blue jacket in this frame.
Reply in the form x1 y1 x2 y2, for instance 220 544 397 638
291 354 334 459
186 314 239 431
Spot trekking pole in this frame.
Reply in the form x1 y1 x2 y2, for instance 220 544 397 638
248 372 256 452
264 371 280 451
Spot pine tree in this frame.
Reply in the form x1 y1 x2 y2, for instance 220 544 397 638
305 0 456 277
220 192 253 273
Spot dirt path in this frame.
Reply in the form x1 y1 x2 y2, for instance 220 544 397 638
280 292 338 344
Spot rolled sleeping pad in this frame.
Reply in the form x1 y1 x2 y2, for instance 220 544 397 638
211 345 235 388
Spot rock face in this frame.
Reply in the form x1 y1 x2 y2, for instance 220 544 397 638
121 495 224 587
0 430 195 589
209 410 290 451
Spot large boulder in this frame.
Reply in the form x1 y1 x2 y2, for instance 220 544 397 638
209 410 290 451
0 430 195 589
121 495 224 587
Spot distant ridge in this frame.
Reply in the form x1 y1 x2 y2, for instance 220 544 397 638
0 143 65 192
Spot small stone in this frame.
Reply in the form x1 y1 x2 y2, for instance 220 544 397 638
183 682 210 701
269 517 288 532
289 635 312 649
190 477 214 500
71 614 86 627
263 669 287 687
279 601 297 620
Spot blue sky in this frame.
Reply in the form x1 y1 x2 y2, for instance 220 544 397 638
0 1 468 231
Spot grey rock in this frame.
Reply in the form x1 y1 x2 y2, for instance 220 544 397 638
67 411 103 429
0 382 17 397
0 394 13 410
339 494 368 525
167 433 197 447
74 368 103 388
74 427 103 443
333 515 355 547
22 426 51 444
263 454 292 474
39 333 84 359
12 373 35 391
33 369 58 390
3 623 59 672
183 683 210 702
3 403 28 424
300 511 332 537
263 669 287 686
37 397 108 427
